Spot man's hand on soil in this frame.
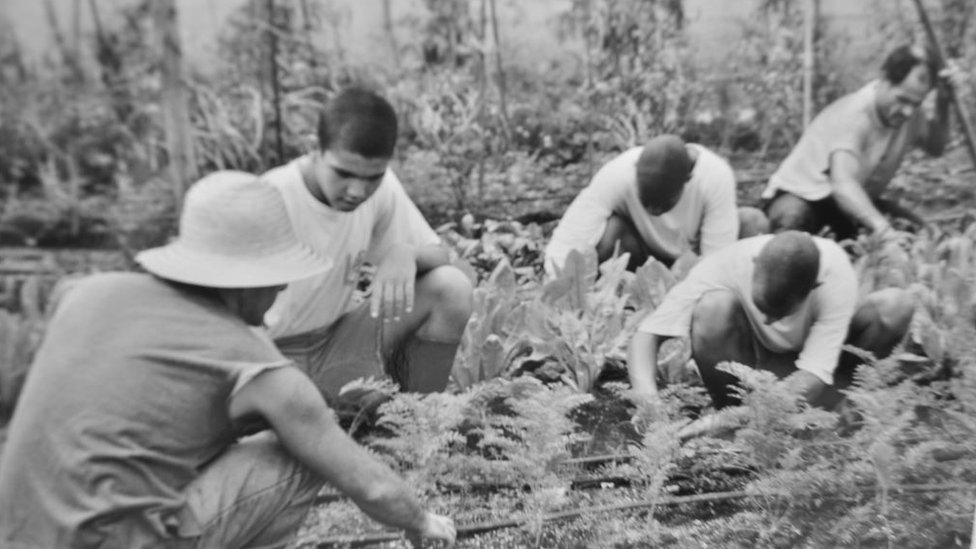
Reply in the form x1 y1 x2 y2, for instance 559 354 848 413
407 512 457 548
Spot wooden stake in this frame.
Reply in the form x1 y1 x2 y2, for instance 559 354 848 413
802 0 817 128
911 0 976 169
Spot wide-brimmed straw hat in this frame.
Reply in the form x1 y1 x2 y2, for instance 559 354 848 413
136 171 332 288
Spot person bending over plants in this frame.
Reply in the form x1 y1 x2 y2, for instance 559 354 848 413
0 172 455 548
764 44 969 240
627 231 915 432
262 87 473 402
544 134 769 275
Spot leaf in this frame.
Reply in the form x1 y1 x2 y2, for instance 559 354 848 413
594 253 631 295
629 257 676 311
669 251 699 280
547 248 597 309
939 267 971 318
480 334 507 381
917 317 945 364
486 256 517 295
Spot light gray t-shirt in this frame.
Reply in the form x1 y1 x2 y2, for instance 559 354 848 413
0 273 289 548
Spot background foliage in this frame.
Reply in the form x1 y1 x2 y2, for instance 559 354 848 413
6 0 973 246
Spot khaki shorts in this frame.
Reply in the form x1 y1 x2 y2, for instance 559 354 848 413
273 303 388 402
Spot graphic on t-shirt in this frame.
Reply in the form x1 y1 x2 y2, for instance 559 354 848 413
343 250 368 286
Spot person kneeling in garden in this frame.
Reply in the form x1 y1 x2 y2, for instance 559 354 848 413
0 172 456 548
544 134 769 275
763 44 967 240
263 87 473 401
627 231 914 418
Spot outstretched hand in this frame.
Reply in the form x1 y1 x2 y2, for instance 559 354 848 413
407 512 457 548
939 59 971 99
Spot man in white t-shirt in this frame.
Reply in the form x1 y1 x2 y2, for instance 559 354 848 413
544 134 768 276
628 232 914 411
262 88 474 401
764 45 964 240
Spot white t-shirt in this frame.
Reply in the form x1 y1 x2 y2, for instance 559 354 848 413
262 157 441 338
636 235 858 385
762 81 924 201
544 144 738 276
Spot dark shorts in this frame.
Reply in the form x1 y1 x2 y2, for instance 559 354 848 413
764 190 861 240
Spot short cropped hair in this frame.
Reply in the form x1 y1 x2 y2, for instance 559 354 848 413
755 231 820 304
881 44 938 86
317 88 398 158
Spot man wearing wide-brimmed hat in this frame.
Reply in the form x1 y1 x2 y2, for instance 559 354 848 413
0 172 456 548
263 87 474 401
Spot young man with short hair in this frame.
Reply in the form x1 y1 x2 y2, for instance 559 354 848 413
0 172 456 548
263 87 474 401
764 44 966 239
628 231 914 411
545 134 767 275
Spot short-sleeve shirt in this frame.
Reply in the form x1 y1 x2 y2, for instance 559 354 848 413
0 273 290 548
263 157 441 338
636 235 858 385
544 144 738 276
762 80 925 201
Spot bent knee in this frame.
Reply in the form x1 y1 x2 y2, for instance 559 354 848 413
597 214 644 260
418 265 474 318
738 206 770 239
861 288 915 334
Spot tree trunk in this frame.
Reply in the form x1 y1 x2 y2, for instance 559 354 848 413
381 0 400 68
488 0 510 139
299 0 318 71
42 0 83 82
266 0 284 166
152 0 197 209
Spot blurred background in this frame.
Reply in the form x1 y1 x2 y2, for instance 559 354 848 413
0 0 971 254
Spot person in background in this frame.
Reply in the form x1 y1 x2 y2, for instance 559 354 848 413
0 171 456 548
764 44 968 239
545 134 768 276
628 231 914 423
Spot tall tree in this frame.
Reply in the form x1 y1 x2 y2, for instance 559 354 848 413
151 0 197 206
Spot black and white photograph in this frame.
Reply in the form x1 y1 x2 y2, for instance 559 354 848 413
0 0 975 547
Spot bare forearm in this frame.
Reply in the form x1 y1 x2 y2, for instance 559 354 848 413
279 409 427 531
875 198 926 227
628 332 662 393
304 420 425 531
832 179 888 233
232 370 434 534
